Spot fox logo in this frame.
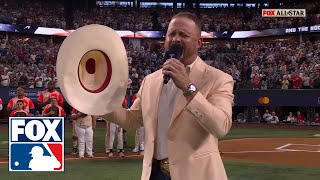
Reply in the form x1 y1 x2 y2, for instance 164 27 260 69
9 117 64 171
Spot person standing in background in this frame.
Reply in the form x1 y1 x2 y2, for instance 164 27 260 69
42 95 65 117
7 87 35 114
105 99 127 158
70 108 79 155
132 93 145 156
9 100 29 117
70 108 96 159
0 98 3 112
37 80 64 109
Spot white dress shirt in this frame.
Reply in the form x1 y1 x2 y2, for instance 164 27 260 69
154 57 198 160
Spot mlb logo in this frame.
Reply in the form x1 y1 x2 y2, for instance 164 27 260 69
9 117 64 171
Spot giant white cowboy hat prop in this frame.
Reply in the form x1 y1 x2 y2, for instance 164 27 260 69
56 24 128 115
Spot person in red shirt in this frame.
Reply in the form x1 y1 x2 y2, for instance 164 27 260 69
38 81 64 109
10 100 30 117
313 113 320 123
70 108 78 155
291 72 302 89
42 95 65 117
309 113 320 126
7 87 35 114
251 74 260 90
0 98 3 112
296 111 305 125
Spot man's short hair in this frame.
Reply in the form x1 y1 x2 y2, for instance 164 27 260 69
172 12 202 36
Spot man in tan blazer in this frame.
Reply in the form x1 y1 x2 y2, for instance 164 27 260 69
103 12 234 180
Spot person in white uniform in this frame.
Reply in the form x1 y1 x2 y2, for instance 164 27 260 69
106 121 125 158
70 109 96 159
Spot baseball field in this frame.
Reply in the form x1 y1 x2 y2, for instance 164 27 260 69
0 122 319 180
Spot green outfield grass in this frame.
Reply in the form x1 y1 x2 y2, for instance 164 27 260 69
1 159 320 180
0 124 319 179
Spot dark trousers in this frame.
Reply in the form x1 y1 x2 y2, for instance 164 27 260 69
149 160 171 180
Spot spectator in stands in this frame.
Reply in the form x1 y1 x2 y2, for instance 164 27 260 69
0 67 10 87
281 75 290 89
18 72 29 88
296 111 305 125
301 73 310 89
28 76 35 88
311 71 320 88
262 109 272 123
251 108 261 122
291 71 302 89
9 74 19 88
270 111 279 123
283 112 296 123
0 98 2 112
251 73 260 90
35 75 43 88
313 113 320 125
260 74 267 90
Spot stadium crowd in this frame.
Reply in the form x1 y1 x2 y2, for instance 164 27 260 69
235 108 320 125
0 34 60 89
212 40 320 90
0 0 66 29
1 33 320 90
0 0 319 31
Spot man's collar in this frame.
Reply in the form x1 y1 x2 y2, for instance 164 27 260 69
186 56 199 74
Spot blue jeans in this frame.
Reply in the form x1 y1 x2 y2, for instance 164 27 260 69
149 160 171 180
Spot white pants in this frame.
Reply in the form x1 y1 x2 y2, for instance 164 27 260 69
136 127 145 150
75 125 93 156
106 122 123 151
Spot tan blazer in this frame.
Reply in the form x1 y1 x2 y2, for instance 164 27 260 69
103 57 234 180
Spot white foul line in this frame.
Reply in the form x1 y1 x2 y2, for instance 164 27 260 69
277 149 320 153
287 144 320 147
275 143 320 152
222 150 283 153
276 143 291 150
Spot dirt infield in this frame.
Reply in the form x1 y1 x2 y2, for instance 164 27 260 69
0 122 319 167
219 138 320 167
1 138 319 168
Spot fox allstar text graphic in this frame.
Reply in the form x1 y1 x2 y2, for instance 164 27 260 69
9 117 64 171
262 9 306 17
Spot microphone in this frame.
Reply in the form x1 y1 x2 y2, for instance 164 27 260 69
163 43 184 84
